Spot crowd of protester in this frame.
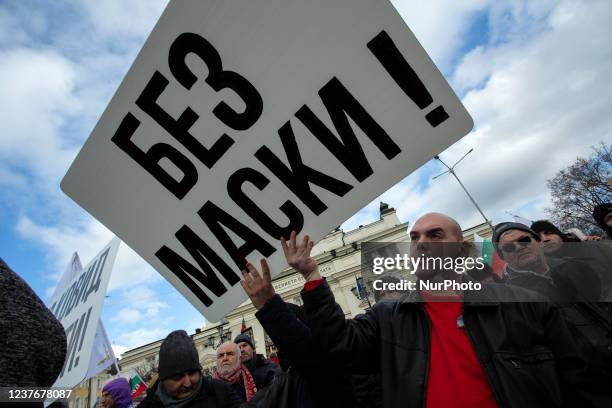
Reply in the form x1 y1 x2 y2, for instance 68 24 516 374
2 203 612 407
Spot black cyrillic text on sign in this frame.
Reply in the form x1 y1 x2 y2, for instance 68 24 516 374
50 247 110 321
112 32 263 199
110 30 447 308
58 306 92 379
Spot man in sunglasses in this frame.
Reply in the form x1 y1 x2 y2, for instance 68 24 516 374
492 222 600 301
493 222 612 390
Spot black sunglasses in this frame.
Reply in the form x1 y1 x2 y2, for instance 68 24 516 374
500 236 534 253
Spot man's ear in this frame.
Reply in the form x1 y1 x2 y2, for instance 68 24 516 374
459 240 471 257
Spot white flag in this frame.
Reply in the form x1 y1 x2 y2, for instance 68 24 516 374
85 321 118 381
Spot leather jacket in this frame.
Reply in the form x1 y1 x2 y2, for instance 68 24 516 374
301 279 610 408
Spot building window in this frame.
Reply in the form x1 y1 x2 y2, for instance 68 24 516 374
355 277 367 299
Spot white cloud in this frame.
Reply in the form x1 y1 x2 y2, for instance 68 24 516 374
16 216 162 298
118 327 168 349
112 344 129 359
186 317 206 335
0 48 81 182
80 0 168 41
113 308 142 324
391 0 490 71
119 286 169 319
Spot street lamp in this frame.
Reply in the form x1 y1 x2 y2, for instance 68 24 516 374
432 148 494 230
215 320 230 348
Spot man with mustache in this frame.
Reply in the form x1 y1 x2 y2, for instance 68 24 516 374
213 342 258 402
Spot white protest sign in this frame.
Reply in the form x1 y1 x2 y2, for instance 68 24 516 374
48 238 120 389
50 252 83 300
50 252 118 382
61 0 473 321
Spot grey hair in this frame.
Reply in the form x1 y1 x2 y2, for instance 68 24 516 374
217 341 240 356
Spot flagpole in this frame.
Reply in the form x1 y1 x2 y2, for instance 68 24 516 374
432 149 494 231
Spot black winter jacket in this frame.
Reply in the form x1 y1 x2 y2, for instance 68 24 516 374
246 367 315 408
254 294 356 407
243 353 281 391
302 280 609 408
136 376 243 408
504 259 612 390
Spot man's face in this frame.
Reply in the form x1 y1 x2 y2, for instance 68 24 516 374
216 343 241 376
499 230 543 271
237 341 254 363
539 231 563 254
162 370 201 400
100 392 115 408
409 213 467 278
605 212 612 228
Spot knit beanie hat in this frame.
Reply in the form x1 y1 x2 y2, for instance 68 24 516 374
102 378 132 408
593 203 612 233
492 222 540 255
233 333 255 351
158 330 201 380
530 220 563 238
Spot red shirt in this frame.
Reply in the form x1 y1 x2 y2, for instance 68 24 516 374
422 295 497 408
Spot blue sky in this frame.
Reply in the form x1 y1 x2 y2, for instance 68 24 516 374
1 0 611 356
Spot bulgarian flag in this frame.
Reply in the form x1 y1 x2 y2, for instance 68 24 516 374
130 369 147 399
473 233 505 276
240 316 247 333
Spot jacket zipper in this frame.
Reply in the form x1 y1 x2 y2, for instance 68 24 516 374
463 310 505 408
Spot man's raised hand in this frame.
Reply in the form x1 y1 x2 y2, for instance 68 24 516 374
240 259 276 310
281 231 322 282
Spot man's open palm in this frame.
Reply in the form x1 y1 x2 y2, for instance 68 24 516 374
281 231 320 281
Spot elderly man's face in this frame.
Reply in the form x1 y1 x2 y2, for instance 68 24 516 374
499 230 543 270
162 370 201 400
216 343 241 376
237 341 254 363
539 231 563 254
100 392 115 408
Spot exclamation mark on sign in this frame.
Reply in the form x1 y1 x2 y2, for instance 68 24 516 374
367 30 450 127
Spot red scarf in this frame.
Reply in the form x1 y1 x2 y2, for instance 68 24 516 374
213 364 258 401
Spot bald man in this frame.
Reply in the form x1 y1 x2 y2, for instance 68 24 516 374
262 213 607 408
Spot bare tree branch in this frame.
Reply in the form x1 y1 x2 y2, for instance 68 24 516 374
546 142 612 235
